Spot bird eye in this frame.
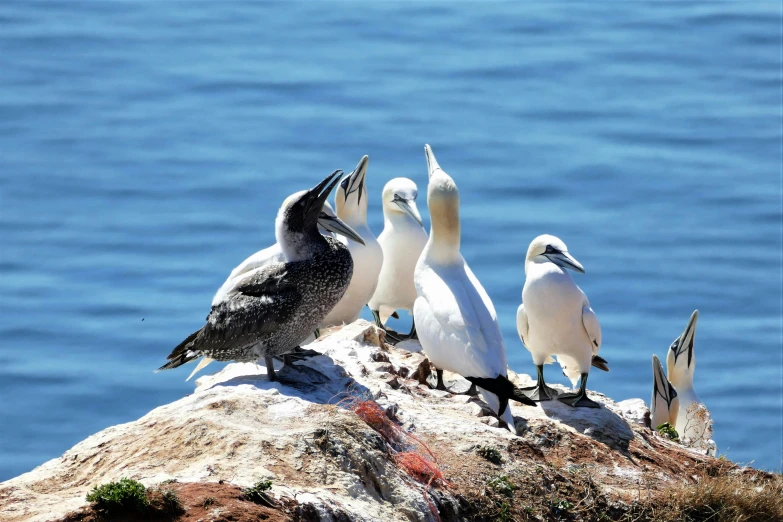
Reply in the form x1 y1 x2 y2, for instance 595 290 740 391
340 176 350 192
544 245 556 254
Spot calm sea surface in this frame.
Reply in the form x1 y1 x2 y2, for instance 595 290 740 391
1 2 781 479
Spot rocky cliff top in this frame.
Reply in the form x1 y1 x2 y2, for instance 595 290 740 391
1 321 777 522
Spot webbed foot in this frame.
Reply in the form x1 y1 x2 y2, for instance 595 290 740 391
278 347 320 367
557 373 600 408
276 363 329 386
557 392 600 408
519 383 560 401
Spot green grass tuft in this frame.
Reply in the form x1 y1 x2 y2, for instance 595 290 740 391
86 478 148 514
244 479 275 507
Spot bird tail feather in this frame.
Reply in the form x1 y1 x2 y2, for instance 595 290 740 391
464 375 538 410
591 355 609 372
156 327 204 372
186 357 214 381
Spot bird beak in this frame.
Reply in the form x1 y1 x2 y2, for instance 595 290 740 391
424 144 442 179
340 155 369 205
546 251 585 274
671 310 698 367
652 354 677 405
306 170 343 216
316 212 366 245
393 195 423 227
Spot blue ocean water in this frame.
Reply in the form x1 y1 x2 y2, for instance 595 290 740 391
0 1 781 480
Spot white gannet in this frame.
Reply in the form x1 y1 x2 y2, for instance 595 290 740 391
517 234 609 408
321 155 384 328
158 170 365 382
414 144 535 433
368 177 428 341
651 354 679 430
666 310 716 454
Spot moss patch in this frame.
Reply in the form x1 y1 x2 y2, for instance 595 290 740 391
656 422 680 442
476 445 503 465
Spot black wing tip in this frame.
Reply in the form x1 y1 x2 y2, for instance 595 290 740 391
510 389 538 407
156 360 179 372
592 355 610 372
464 375 538 408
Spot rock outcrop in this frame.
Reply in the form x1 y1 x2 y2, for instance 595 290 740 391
0 321 760 522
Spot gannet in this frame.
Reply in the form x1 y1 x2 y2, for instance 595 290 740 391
666 310 716 454
413 144 534 433
368 177 428 341
650 354 679 430
212 201 344 307
158 170 364 382
181 202 349 381
517 235 609 408
321 155 384 328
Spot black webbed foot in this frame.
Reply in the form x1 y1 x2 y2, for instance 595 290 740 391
557 373 600 408
519 383 560 402
557 392 600 408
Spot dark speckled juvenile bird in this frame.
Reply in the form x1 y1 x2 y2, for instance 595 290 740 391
158 170 365 382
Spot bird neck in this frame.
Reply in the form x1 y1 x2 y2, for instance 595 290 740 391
275 213 326 262
338 207 367 230
426 176 461 265
668 368 694 393
425 213 461 265
279 230 326 262
525 259 570 279
383 207 418 231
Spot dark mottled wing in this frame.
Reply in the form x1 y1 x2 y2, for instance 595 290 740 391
190 263 300 356
230 262 291 298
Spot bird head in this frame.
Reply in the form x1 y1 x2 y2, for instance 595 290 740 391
525 234 585 274
335 155 369 225
424 144 460 239
382 177 423 227
276 170 364 261
666 310 698 387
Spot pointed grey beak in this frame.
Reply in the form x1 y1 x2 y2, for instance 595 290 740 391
316 205 337 236
317 212 365 245
340 155 369 205
424 144 442 179
546 251 585 274
671 310 698 367
393 195 423 227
